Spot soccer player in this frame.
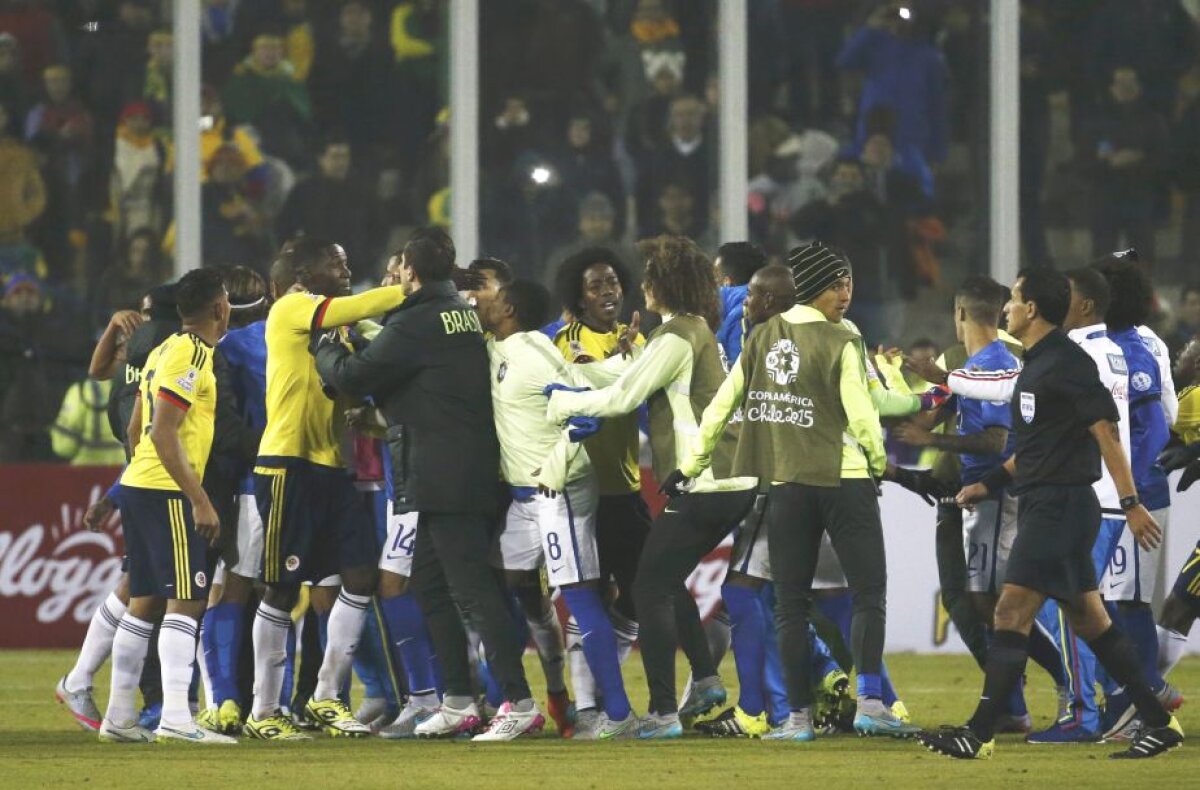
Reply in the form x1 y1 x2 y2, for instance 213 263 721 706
917 267 1182 760
550 248 652 732
245 238 408 740
714 241 768 362
312 227 542 742
197 266 270 734
1094 257 1182 737
100 268 234 744
481 279 638 738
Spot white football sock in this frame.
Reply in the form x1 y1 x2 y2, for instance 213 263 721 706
565 616 597 710
251 602 292 719
313 590 369 701
527 607 567 695
610 611 639 665
105 614 153 727
1158 625 1189 677
196 624 214 710
66 592 126 692
158 613 199 729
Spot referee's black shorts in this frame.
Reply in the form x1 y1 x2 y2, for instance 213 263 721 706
1004 483 1101 602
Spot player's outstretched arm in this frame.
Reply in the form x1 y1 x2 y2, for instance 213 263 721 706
546 333 689 422
945 367 1020 403
313 286 406 329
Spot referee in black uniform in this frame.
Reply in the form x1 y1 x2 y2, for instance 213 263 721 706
917 268 1182 761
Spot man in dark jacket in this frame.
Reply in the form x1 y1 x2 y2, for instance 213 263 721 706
312 227 541 741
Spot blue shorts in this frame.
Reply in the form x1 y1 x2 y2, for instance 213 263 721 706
254 457 378 585
121 486 211 601
1170 540 1200 608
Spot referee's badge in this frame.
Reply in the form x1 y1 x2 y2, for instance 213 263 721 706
1020 392 1036 423
497 361 508 382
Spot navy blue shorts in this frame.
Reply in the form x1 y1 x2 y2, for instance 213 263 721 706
1170 540 1200 608
121 486 211 600
254 458 378 585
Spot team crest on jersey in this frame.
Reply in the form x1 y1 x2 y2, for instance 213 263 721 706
1130 371 1152 392
285 555 300 572
764 339 800 385
195 571 207 588
1020 392 1036 423
1107 354 1127 375
176 368 198 393
497 361 508 382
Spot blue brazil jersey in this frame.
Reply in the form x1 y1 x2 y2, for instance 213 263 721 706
217 320 267 493
956 339 1019 485
1108 326 1170 510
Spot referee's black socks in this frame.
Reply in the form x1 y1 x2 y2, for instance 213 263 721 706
967 629 1028 741
1087 625 1171 729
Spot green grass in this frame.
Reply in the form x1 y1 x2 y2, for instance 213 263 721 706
6 650 1200 789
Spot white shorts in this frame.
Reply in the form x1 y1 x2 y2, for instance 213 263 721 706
229 493 264 580
963 491 1019 594
379 502 418 578
1104 507 1167 603
730 495 771 581
728 497 847 589
491 475 599 587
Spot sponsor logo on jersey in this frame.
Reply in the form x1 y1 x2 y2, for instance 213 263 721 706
764 339 800 385
1020 391 1036 423
1107 353 1128 376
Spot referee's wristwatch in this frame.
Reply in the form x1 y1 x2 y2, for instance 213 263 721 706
1119 494 1141 511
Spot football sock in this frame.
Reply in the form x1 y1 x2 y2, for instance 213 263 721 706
352 602 394 704
561 587 631 721
1027 620 1067 686
201 602 243 707
466 624 503 708
879 661 898 706
379 593 440 696
1120 604 1164 689
967 628 1028 742
196 632 214 710
525 606 567 695
314 590 369 702
856 672 882 700
107 614 153 727
251 602 291 719
281 622 296 710
565 616 597 711
722 584 766 717
1157 625 1188 677
159 614 199 730
984 629 1028 717
66 591 125 692
1087 625 1170 729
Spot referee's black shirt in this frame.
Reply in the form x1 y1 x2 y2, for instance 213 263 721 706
1011 328 1119 491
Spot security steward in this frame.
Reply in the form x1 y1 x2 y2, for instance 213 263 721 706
310 227 540 739
917 267 1182 761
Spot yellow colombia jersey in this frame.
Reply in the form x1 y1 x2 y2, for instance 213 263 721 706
122 332 217 491
1177 384 1200 445
258 287 406 467
555 321 644 495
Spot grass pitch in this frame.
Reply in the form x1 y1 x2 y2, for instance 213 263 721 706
5 650 1199 789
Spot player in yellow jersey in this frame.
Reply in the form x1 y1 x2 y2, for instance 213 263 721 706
245 238 408 740
99 269 234 745
551 248 647 734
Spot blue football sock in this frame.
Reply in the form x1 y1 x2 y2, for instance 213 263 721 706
480 656 504 708
758 585 789 726
1037 599 1100 731
203 602 244 706
722 584 766 717
561 587 631 721
353 601 398 705
379 593 441 696
1121 604 1164 691
880 660 898 706
856 672 882 700
807 624 841 685
816 592 853 641
281 623 296 710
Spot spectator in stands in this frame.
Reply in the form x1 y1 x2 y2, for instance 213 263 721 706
50 375 125 465
545 191 636 295
279 0 314 81
276 137 379 272
551 109 625 236
200 144 270 268
24 65 92 245
0 0 66 89
109 101 168 241
649 181 703 239
1088 65 1168 264
309 0 392 164
483 93 539 183
0 273 58 461
0 101 46 267
1168 284 1200 359
197 84 266 197
836 2 948 182
636 93 710 235
484 150 575 280
603 0 686 128
713 240 766 362
221 32 313 166
137 29 172 129
747 132 835 254
624 46 684 162
95 227 161 320
0 32 25 118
